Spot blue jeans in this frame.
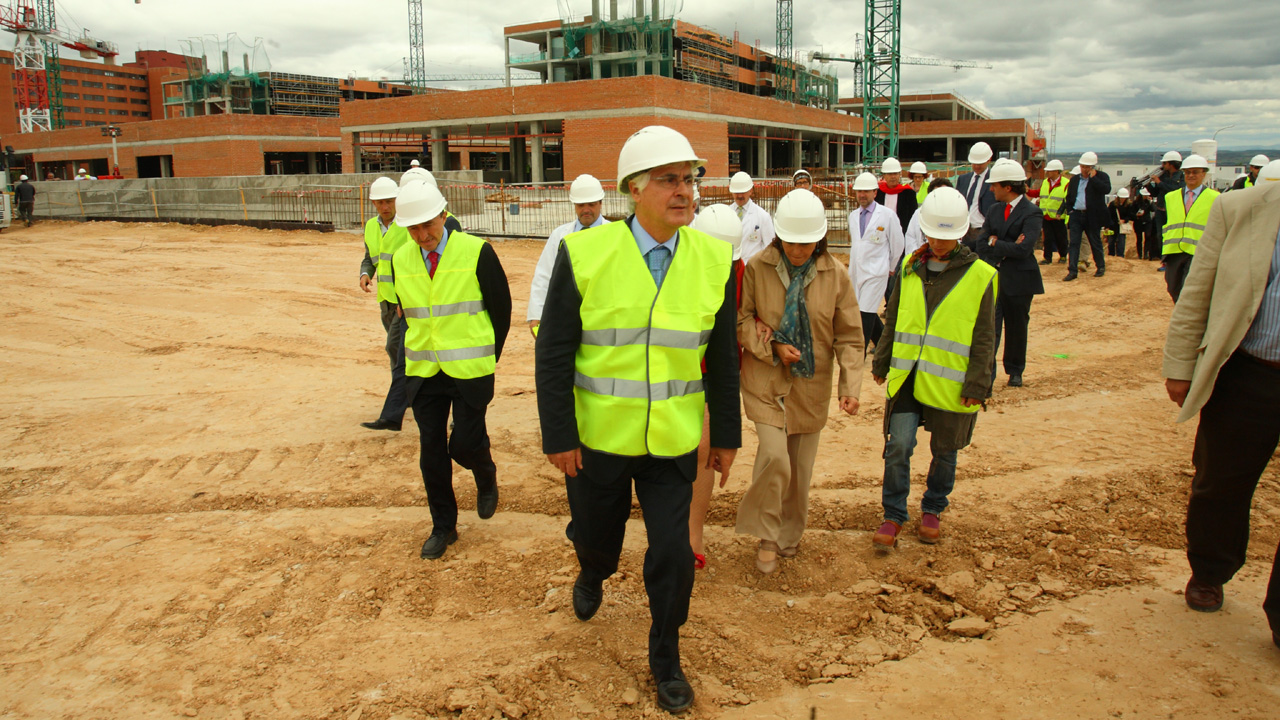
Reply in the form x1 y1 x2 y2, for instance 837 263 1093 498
881 410 958 525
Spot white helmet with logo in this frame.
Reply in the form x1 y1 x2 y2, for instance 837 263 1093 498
918 187 971 241
616 125 707 193
1258 159 1280 183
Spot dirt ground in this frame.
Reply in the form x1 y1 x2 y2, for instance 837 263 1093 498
2 220 1278 720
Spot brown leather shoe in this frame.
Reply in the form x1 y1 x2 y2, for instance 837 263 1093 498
872 521 901 553
918 513 942 544
756 540 779 574
1185 576 1223 612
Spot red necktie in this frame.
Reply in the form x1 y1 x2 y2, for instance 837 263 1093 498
427 250 440 278
1003 204 1011 221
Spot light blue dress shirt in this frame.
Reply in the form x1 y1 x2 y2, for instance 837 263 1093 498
421 228 450 268
1240 225 1280 362
1073 176 1089 211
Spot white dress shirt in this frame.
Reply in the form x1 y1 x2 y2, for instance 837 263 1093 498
527 215 608 321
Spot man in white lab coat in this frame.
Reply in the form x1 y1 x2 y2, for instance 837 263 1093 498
847 171 905 351
526 174 609 334
728 171 775 263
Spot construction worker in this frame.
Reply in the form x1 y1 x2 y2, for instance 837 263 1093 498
527 174 608 335
391 181 511 560
728 171 775 263
979 159 1043 388
909 161 930 206
1231 154 1270 190
848 171 905 351
535 125 740 715
14 174 35 227
74 167 95 181
876 157 919 242
410 158 421 168
1162 154 1219 302
358 177 415 432
1061 151 1112 280
1036 159 1069 265
1131 186 1156 261
953 142 997 249
871 187 997 550
1146 150 1186 268
793 168 812 190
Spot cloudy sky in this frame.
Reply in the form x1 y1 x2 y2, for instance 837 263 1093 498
56 0 1279 151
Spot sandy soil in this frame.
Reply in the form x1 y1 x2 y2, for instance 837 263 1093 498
1 220 1278 720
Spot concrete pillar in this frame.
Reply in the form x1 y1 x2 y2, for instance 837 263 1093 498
820 134 830 170
431 128 447 172
756 128 768 178
946 137 955 164
952 102 959 121
790 135 802 171
504 38 511 87
306 152 318 174
530 121 545 183
1009 136 1016 159
511 134 527 182
161 155 173 178
352 131 363 174
835 136 845 170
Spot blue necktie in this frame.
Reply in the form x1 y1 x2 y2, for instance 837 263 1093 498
647 245 671 288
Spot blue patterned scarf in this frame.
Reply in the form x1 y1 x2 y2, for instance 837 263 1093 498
773 254 817 378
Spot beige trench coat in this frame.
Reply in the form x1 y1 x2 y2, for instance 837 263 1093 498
737 246 864 434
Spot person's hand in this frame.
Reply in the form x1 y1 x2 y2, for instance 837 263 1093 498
839 396 860 415
960 396 982 407
873 375 886 386
1166 379 1191 407
707 447 738 488
773 343 802 366
1015 234 1026 244
755 318 773 345
396 305 403 318
359 274 373 293
528 319 540 337
988 235 997 246
547 448 583 478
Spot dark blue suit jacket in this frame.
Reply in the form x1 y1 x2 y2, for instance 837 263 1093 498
978 196 1045 297
955 170 998 223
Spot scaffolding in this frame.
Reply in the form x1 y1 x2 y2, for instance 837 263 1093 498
167 35 271 117
673 28 736 92
267 72 341 117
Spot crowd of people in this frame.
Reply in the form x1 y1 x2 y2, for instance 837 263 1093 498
353 128 1280 713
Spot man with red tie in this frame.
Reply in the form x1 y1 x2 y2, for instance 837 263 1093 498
978 159 1044 388
391 180 512 560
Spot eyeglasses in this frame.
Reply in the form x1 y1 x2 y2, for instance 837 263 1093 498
650 173 696 190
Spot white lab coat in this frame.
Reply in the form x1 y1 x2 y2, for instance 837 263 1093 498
527 216 608 321
846 202 905 312
731 200 775 263
903 210 925 258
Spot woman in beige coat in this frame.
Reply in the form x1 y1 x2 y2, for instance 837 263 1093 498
735 189 864 573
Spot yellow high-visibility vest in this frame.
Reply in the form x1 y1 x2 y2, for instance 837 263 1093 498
1162 187 1220 256
565 221 731 458
392 231 496 380
915 184 929 206
364 217 410 304
1037 178 1070 220
886 258 997 414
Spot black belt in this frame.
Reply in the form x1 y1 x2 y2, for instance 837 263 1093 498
1241 350 1280 371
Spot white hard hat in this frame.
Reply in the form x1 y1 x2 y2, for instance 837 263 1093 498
410 159 421 167
881 157 902 174
616 125 706 193
1045 159 1064 172
394 180 447 227
78 167 87 173
1258 159 1280 183
399 167 437 188
19 174 27 181
1182 154 1210 170
1070 166 1081 176
690 204 743 260
1078 151 1098 166
986 159 1027 183
1161 150 1183 163
968 142 993 164
728 171 754 194
773 189 827 244
1249 154 1270 168
568 174 605 204
369 176 398 201
917 186 971 241
909 161 928 175
1117 188 1130 198
1139 187 1151 196
851 172 879 191
792 168 812 181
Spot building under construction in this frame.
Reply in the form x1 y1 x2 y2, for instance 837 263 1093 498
504 2 838 109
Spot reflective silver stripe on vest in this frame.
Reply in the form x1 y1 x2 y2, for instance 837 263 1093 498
894 331 924 347
574 372 704 401
889 356 917 373
581 327 712 349
405 344 495 363
377 274 394 283
1164 222 1206 233
379 253 395 262
432 300 485 317
924 335 971 358
917 359 967 384
401 302 484 319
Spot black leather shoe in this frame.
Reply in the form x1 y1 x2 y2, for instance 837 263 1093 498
360 418 401 431
1008 374 1023 387
1094 268 1106 277
1062 273 1077 282
1039 258 1053 265
572 574 603 621
1185 576 1223 612
477 486 498 520
419 529 458 560
656 675 694 714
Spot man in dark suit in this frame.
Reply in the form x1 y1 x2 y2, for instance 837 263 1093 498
954 142 998 251
1059 151 1112 280
978 159 1044 387
535 126 741 714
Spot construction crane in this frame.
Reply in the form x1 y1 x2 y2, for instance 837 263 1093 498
405 0 426 94
0 0 119 132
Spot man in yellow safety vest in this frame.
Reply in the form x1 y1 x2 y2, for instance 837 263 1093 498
1035 159 1070 265
1162 153 1220 302
871 186 998 550
390 181 511 560
535 125 740 715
